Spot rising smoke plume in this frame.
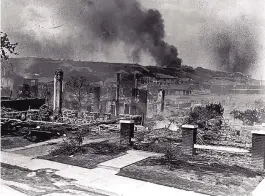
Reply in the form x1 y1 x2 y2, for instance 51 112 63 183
200 13 260 74
82 0 182 67
2 0 182 67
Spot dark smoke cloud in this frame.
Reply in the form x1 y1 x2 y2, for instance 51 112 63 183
2 0 182 67
75 0 182 67
200 15 259 74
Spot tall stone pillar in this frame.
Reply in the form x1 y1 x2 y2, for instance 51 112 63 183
53 69 63 115
130 88 138 115
138 89 148 125
157 89 165 113
93 87 100 113
115 73 120 116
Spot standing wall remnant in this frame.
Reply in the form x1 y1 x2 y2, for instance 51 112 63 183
181 124 198 156
119 102 125 115
93 87 100 113
130 88 138 115
124 103 130 114
157 89 165 113
105 101 112 113
252 130 265 170
53 69 63 115
110 104 116 115
138 89 148 125
115 73 121 116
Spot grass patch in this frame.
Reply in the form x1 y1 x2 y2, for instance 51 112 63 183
40 141 129 169
1 136 33 149
118 154 264 196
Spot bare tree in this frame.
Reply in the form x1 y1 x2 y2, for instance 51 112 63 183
65 76 91 109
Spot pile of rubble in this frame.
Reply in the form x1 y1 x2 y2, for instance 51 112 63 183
39 105 53 121
63 110 78 118
134 125 182 145
90 124 120 135
1 105 53 122
1 107 21 119
26 110 39 121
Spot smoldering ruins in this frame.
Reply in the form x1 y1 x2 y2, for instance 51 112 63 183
1 0 265 196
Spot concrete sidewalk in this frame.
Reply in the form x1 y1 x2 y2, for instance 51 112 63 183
1 151 207 196
252 178 265 196
1 183 28 196
98 150 163 172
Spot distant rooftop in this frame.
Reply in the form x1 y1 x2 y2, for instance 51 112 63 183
155 73 176 79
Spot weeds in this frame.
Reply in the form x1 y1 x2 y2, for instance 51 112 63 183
50 129 86 156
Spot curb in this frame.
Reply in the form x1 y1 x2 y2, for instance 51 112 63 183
72 182 122 196
251 178 265 196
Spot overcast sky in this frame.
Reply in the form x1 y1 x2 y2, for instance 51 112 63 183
1 0 265 78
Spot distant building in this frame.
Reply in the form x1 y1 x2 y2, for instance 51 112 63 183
210 84 265 94
179 78 194 84
169 84 194 95
150 73 179 85
147 83 194 96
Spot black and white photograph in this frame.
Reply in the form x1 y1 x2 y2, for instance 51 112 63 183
1 0 265 195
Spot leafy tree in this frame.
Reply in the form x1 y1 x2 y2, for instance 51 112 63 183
1 32 18 61
1 32 18 74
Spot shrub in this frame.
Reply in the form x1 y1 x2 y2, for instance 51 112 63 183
184 102 224 129
50 129 85 156
254 99 265 108
50 140 80 156
87 141 128 155
231 108 265 125
165 147 174 163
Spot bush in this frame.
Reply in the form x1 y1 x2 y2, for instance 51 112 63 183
254 99 265 108
87 141 128 155
231 108 265 125
50 140 81 156
50 129 85 156
165 146 174 163
184 102 224 129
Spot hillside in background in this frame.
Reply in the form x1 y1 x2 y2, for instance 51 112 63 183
1 57 257 90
